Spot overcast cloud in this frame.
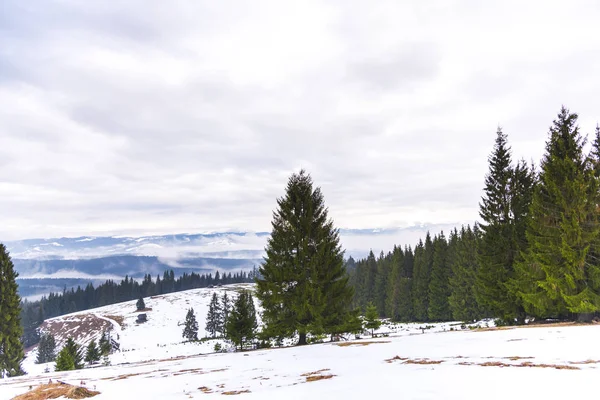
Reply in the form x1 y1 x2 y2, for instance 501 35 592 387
1 0 600 240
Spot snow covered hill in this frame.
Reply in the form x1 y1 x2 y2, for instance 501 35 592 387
3 285 600 399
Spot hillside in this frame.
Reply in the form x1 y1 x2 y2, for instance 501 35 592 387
2 285 600 399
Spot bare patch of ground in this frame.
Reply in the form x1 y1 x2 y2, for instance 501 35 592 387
12 383 100 399
40 315 111 344
476 361 579 370
569 359 600 365
222 390 251 395
335 341 390 347
305 375 335 382
385 356 409 363
301 369 331 377
403 359 444 365
103 315 125 329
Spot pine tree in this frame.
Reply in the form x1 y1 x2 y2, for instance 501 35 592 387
62 337 83 369
54 347 75 371
84 340 101 364
225 291 257 350
515 107 600 319
449 226 484 321
364 303 381 336
0 244 25 377
136 297 146 311
221 292 231 336
428 233 452 321
182 308 199 341
412 234 433 321
36 333 57 364
205 293 221 338
256 170 354 345
477 128 533 322
99 331 111 356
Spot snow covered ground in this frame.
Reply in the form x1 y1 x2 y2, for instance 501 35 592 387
2 285 600 399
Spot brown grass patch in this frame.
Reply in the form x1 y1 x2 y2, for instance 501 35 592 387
569 359 600 365
222 390 251 395
132 308 153 313
503 356 534 361
475 321 580 332
305 374 335 382
198 386 213 393
102 372 148 381
12 383 100 400
335 341 390 347
474 361 579 370
301 369 330 377
385 356 409 363
403 359 443 365
103 315 125 329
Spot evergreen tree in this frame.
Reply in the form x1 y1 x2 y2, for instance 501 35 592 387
0 244 25 377
136 297 146 311
221 293 231 333
364 303 381 336
515 107 600 319
54 347 75 371
182 308 199 341
428 233 452 321
449 226 484 321
36 333 57 364
256 170 354 345
62 337 83 369
84 340 101 364
477 128 533 322
205 293 221 338
225 291 257 350
412 234 433 321
99 331 111 356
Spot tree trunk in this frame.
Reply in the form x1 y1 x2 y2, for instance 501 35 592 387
578 313 593 323
298 332 307 346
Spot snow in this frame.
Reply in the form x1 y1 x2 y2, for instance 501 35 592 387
2 285 600 399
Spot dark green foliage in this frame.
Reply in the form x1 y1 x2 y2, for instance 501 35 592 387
449 226 484 321
36 333 57 364
364 303 381 336
515 107 600 318
136 297 145 311
54 346 75 371
99 331 112 356
182 308 199 341
428 233 452 321
0 243 25 377
221 292 231 335
412 235 433 321
63 337 83 369
205 293 221 338
477 128 534 322
84 340 101 364
256 170 354 345
19 269 254 326
225 291 257 350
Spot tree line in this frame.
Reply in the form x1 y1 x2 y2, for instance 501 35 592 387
19 269 257 348
350 107 600 323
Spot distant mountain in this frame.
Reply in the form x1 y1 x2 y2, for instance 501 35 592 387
5 225 464 298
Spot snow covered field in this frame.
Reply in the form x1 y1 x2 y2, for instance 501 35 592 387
2 285 600 399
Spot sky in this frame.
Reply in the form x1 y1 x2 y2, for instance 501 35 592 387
1 0 600 241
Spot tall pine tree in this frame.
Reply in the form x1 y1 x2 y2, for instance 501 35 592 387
428 233 451 321
515 107 600 319
225 291 257 350
205 293 221 338
256 170 354 345
0 244 24 377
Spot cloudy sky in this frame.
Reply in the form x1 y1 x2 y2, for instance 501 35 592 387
1 0 600 240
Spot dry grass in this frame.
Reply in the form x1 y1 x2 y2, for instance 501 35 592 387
569 359 600 365
305 374 335 382
103 315 125 329
475 361 579 370
403 359 443 365
198 386 213 393
222 389 251 395
385 356 409 363
301 369 330 377
335 341 390 347
503 356 534 361
12 383 100 400
475 321 580 333
132 308 153 313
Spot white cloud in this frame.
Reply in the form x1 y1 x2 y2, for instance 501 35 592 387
1 0 600 240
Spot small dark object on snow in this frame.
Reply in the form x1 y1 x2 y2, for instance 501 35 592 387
136 313 147 323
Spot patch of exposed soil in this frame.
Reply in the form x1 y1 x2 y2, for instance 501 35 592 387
12 383 100 400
